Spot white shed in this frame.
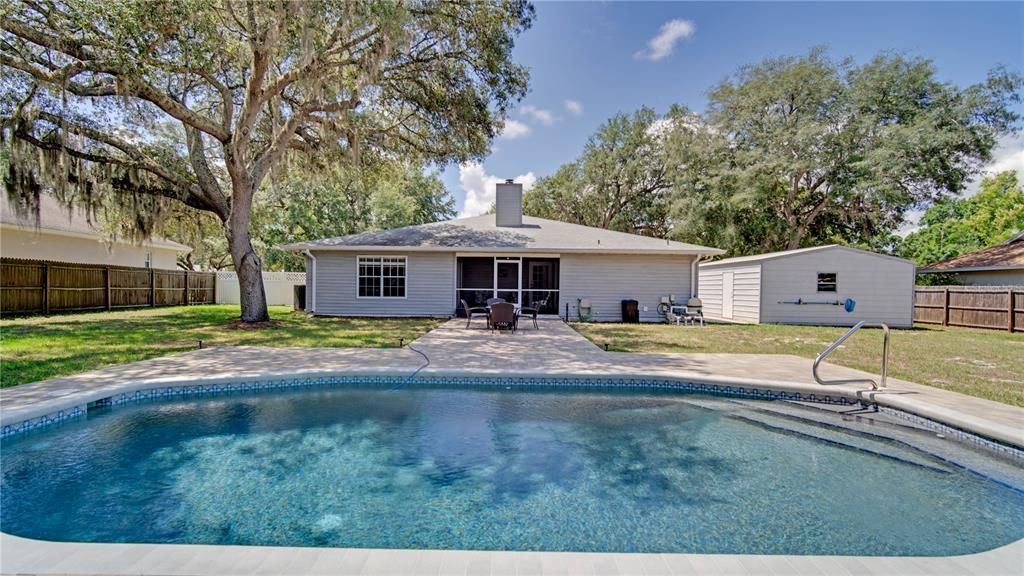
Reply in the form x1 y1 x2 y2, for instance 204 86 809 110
698 245 916 328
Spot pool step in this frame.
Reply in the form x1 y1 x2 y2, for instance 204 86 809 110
681 397 954 472
681 396 1024 491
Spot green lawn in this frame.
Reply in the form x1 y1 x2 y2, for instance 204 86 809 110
0 305 443 387
572 322 1024 407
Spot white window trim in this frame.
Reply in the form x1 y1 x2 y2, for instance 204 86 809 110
356 255 408 299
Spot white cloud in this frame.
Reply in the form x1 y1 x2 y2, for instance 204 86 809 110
458 163 537 217
965 134 1024 196
499 119 531 139
520 105 556 126
634 19 696 62
564 99 583 116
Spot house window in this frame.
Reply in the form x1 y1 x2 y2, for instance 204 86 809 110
817 272 837 292
358 256 406 298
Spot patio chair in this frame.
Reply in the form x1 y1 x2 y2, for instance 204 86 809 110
461 298 489 329
518 295 548 329
489 302 517 333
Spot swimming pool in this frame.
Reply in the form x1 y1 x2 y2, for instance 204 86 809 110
2 385 1022 556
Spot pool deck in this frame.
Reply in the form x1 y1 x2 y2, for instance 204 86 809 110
2 318 1023 575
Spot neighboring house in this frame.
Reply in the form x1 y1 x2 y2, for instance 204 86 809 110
1 195 189 269
284 180 723 321
917 232 1024 286
698 246 916 328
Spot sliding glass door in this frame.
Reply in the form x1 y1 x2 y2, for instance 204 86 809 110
522 258 558 314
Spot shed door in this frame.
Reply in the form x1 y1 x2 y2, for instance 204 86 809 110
722 271 734 319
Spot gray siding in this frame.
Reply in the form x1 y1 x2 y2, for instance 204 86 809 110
561 253 694 322
311 251 455 317
698 264 761 323
759 249 915 327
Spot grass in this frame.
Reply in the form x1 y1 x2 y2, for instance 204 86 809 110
571 322 1024 407
0 305 443 387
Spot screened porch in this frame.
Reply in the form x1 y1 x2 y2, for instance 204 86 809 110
456 256 560 315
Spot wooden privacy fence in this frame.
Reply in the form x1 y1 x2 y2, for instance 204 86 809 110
914 286 1023 333
1 258 215 315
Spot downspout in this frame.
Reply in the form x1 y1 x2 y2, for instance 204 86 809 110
690 255 704 298
303 249 316 313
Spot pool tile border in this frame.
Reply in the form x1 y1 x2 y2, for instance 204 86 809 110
3 373 1021 461
877 406 1024 460
2 374 858 439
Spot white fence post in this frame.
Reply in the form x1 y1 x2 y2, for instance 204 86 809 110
215 271 306 306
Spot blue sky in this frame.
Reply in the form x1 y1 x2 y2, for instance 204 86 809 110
444 1 1024 217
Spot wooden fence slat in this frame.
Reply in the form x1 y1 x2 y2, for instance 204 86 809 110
1 257 216 316
1010 288 1017 333
915 286 1023 332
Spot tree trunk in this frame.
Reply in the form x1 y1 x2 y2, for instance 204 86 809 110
785 226 805 250
226 201 269 323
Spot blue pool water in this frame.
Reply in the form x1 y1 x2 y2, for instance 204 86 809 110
2 386 1022 555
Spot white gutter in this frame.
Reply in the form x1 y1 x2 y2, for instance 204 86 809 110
690 255 703 297
303 250 316 313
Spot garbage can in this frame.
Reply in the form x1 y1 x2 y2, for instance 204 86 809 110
294 285 306 311
621 299 639 323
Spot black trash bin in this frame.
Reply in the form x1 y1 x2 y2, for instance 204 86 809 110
294 285 306 311
621 299 639 323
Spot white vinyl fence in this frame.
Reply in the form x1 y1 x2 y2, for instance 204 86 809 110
216 271 306 306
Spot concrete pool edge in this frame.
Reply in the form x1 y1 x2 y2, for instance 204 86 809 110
3 359 1023 454
2 532 1022 575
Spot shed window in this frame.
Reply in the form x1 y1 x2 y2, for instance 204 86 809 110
358 256 406 298
817 272 837 292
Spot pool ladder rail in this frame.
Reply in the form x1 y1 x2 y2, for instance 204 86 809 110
813 321 890 390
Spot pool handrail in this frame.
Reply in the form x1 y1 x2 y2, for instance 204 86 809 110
813 321 889 390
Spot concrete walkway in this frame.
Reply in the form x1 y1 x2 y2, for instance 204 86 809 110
2 318 1023 575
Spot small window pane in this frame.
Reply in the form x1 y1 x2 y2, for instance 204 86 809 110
817 272 837 292
358 256 405 298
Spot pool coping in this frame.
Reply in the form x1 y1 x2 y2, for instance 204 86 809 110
2 532 1022 575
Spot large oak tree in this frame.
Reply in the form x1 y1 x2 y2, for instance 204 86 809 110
671 49 1021 253
523 107 673 237
1 0 532 321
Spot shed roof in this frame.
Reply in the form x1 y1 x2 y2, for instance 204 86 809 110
699 244 913 268
918 233 1024 273
1 194 190 251
282 214 724 255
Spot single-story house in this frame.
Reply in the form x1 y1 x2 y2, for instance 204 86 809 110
1 194 189 269
283 180 723 321
698 245 916 328
917 232 1024 286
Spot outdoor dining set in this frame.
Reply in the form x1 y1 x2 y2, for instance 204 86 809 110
460 297 545 332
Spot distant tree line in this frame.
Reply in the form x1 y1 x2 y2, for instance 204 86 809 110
524 48 1022 262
